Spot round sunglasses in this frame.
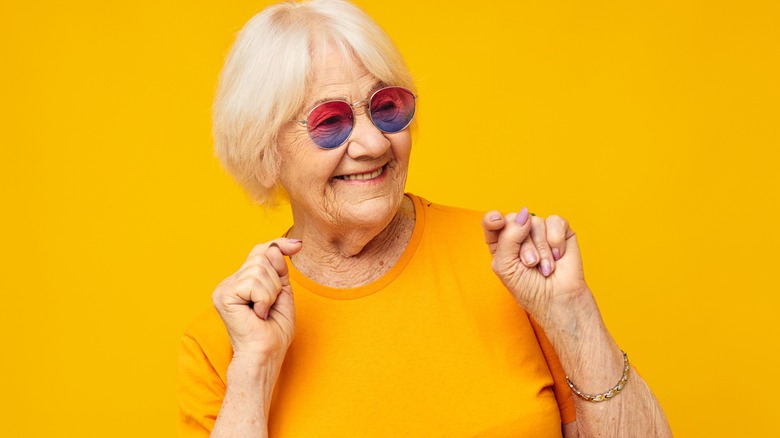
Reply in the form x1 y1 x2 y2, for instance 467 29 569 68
297 86 417 149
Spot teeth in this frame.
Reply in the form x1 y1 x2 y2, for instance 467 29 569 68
341 166 384 181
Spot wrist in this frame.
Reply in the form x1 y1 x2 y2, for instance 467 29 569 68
227 352 284 383
532 286 597 332
534 287 610 359
535 288 625 392
226 357 281 420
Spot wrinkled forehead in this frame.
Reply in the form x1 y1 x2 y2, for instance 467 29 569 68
309 38 365 83
303 38 380 107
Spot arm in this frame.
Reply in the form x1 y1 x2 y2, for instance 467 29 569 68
211 356 277 438
547 288 670 437
208 239 302 437
483 209 671 437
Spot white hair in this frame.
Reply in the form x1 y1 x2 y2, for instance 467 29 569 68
212 0 416 206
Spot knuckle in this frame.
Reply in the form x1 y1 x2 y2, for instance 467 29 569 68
247 254 265 265
549 230 566 243
259 288 280 306
211 280 230 301
533 237 550 252
247 245 264 258
248 242 276 258
254 296 270 308
546 214 567 228
212 290 231 311
265 249 283 265
546 228 565 242
484 233 499 244
247 264 266 276
237 276 261 290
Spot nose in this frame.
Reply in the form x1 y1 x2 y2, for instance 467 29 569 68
345 108 391 159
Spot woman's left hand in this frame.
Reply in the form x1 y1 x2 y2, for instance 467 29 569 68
482 208 590 324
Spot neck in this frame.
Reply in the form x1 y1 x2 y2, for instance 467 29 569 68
288 195 416 288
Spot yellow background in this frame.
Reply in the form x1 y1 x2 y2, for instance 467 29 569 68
2 0 778 436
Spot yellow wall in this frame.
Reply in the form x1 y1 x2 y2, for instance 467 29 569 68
2 0 778 436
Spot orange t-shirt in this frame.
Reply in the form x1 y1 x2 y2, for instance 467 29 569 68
177 194 576 437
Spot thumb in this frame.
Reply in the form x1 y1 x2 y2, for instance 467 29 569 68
492 207 533 272
562 231 581 265
266 238 302 284
272 237 304 257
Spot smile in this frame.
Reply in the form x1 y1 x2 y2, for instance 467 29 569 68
334 165 385 181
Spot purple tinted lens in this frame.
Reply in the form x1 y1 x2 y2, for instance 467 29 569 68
307 101 354 149
370 87 416 133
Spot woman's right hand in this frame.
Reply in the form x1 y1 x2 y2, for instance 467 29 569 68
212 238 303 363
211 238 302 436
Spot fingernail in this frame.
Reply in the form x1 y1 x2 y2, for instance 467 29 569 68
262 309 270 320
289 238 302 244
552 248 561 261
524 250 537 264
515 207 529 225
490 214 502 221
541 260 552 277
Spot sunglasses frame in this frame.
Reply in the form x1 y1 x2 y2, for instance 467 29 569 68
296 86 417 150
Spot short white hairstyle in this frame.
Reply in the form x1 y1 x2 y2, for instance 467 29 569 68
213 0 416 206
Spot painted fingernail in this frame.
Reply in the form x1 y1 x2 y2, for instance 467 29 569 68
552 248 561 261
262 309 270 320
490 214 502 221
541 260 552 277
524 250 537 264
515 207 529 225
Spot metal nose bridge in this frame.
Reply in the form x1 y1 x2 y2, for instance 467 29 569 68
347 96 371 118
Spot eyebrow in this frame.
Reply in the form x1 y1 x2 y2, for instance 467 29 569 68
307 80 387 109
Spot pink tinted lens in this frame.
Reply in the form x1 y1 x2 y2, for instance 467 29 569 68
307 101 354 149
370 87 416 133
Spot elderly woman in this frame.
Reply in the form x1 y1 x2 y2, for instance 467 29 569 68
177 0 671 436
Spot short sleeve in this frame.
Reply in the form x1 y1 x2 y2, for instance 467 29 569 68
176 334 226 437
529 318 577 425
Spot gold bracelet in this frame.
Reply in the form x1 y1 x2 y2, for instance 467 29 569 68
566 350 629 402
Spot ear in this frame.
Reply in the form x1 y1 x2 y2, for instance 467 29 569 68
254 140 282 189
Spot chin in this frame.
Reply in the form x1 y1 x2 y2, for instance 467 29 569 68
338 189 405 225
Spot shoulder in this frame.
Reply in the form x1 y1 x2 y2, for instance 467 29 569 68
183 306 227 341
181 306 233 381
412 193 486 233
413 193 485 217
409 193 493 264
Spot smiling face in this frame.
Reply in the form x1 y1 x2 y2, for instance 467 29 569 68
276 41 412 233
